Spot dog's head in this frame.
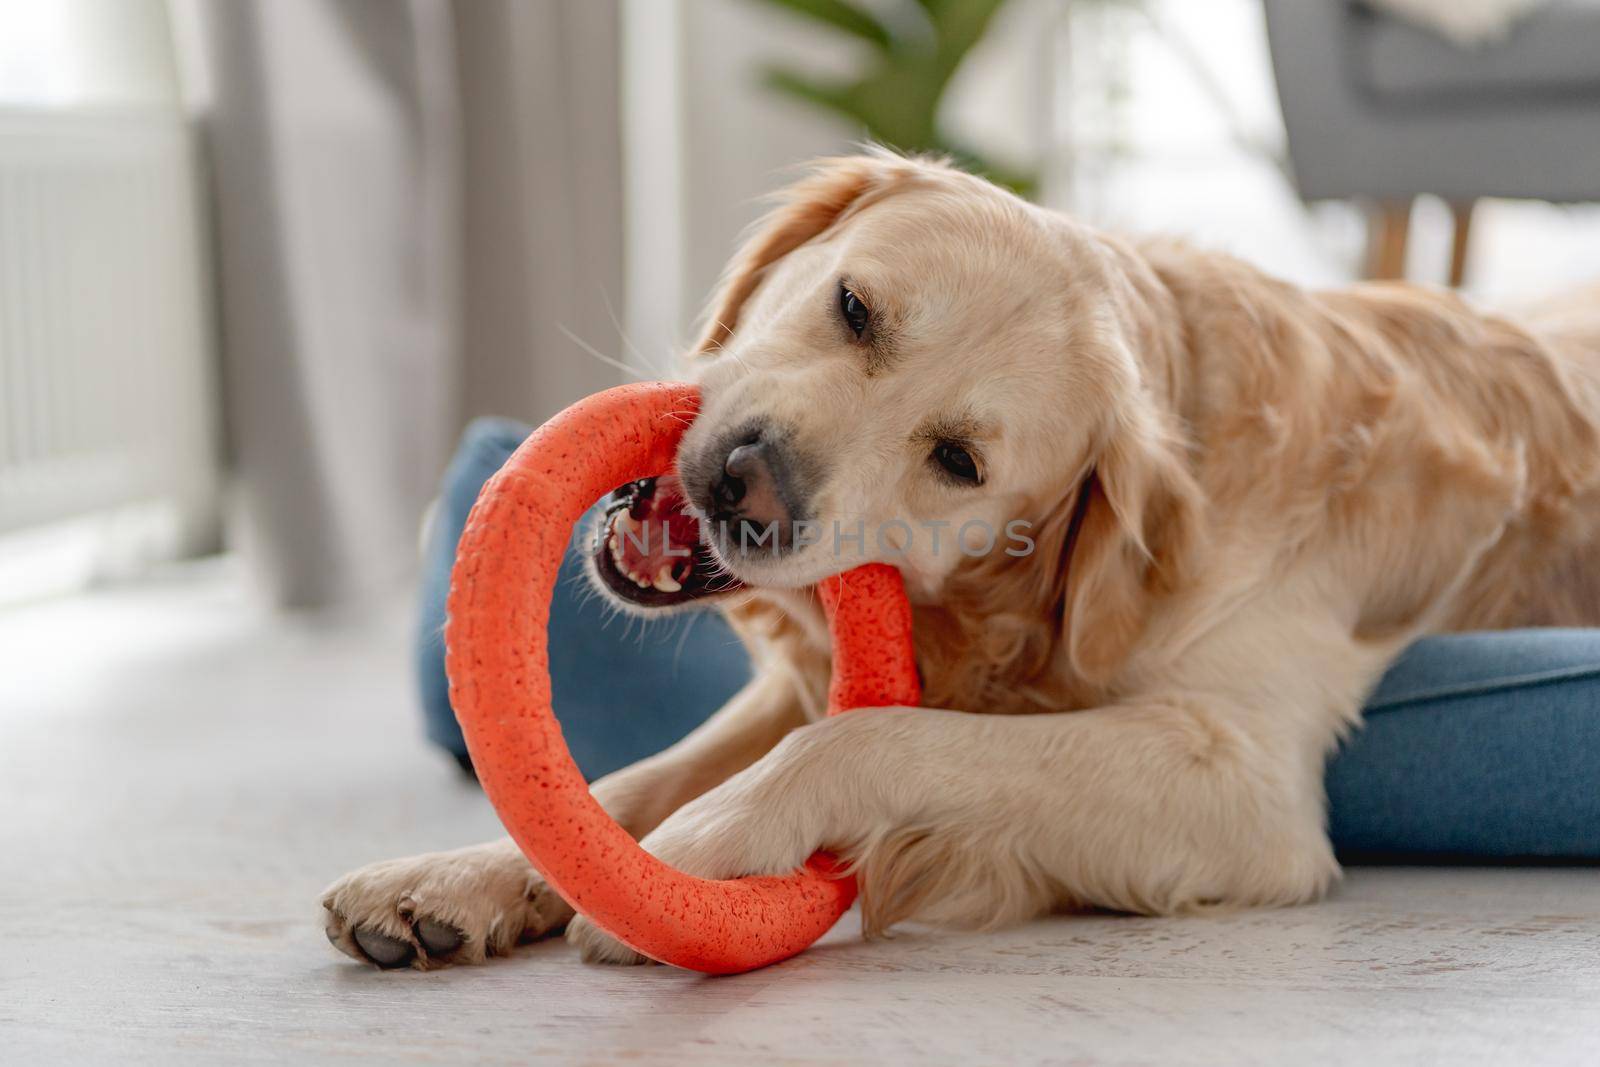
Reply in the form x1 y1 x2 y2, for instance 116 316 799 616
593 152 1199 683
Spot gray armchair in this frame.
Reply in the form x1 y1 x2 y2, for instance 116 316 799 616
1263 1 1600 284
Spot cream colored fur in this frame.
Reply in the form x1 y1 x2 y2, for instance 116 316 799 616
324 153 1600 969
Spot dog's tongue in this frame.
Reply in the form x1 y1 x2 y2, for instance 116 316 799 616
610 476 701 592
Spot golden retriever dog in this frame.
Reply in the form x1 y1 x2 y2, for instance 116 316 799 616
323 152 1600 969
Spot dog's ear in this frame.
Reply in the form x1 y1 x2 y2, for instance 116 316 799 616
691 153 923 354
1059 369 1202 685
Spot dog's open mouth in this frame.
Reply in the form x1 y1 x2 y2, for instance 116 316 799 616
592 475 744 609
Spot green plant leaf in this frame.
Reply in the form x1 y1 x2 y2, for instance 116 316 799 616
758 0 894 49
762 68 864 124
748 0 1039 200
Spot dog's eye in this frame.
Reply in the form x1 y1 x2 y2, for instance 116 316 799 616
932 442 981 485
839 285 870 339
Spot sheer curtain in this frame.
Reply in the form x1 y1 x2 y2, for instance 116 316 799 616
190 0 621 608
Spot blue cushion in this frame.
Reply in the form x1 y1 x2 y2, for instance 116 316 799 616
415 417 750 780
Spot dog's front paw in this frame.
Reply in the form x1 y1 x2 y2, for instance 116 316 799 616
558 809 777 968
562 757 830 968
322 840 573 970
566 914 650 965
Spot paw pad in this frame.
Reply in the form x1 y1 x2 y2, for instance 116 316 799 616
353 927 416 969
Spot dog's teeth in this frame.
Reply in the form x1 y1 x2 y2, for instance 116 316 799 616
633 571 651 588
652 564 682 593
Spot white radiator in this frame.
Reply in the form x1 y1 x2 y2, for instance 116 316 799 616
0 108 216 540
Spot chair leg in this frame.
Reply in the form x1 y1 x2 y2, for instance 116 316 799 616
1448 199 1476 288
1365 199 1413 280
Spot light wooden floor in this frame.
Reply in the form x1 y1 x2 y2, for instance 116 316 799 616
4 563 1598 1065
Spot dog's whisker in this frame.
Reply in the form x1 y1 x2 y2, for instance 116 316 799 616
557 323 652 382
598 288 667 378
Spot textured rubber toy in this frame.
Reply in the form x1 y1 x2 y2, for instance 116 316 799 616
445 381 921 974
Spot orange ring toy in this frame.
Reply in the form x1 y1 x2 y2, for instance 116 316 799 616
445 382 921 974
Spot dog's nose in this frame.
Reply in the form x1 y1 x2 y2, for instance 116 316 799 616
710 447 752 510
723 443 766 493
709 436 793 539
